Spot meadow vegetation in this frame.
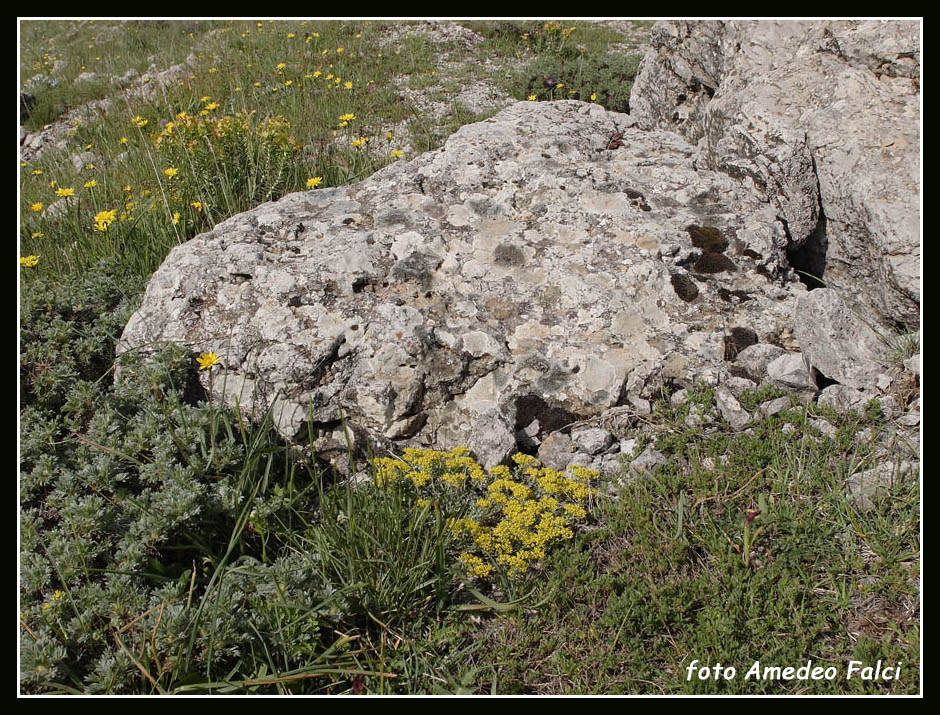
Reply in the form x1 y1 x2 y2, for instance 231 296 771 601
19 19 918 694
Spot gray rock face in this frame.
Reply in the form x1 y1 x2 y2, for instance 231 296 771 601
793 288 892 389
119 100 807 466
630 20 920 330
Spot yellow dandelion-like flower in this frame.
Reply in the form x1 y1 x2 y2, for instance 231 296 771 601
351 138 364 148
306 177 323 188
31 232 43 239
339 112 355 122
191 201 203 211
172 211 181 225
344 81 353 89
20 255 40 267
284 80 292 87
528 94 537 101
32 169 42 175
391 150 403 158
209 67 217 74
93 208 117 232
313 70 322 78
205 102 219 111
30 202 43 212
84 179 97 188
196 351 220 370
132 115 148 128
590 93 597 102
55 187 74 197
164 167 178 179
253 81 261 87
119 136 128 144
276 62 286 71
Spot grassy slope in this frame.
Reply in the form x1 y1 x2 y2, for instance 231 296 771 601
19 20 919 695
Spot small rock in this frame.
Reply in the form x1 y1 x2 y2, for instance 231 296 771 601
904 354 920 376
70 151 98 173
619 437 638 457
570 426 614 456
537 432 575 472
715 385 751 431
767 352 817 391
761 396 792 417
669 388 689 407
627 395 652 414
817 384 872 412
630 445 668 474
877 395 902 421
735 342 786 379
810 418 837 439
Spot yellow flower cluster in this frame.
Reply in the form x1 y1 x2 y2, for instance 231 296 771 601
372 448 597 580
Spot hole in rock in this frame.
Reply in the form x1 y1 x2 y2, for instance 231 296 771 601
787 213 828 290
514 394 579 436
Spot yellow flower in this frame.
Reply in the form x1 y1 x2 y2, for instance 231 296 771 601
528 95 536 101
313 70 322 78
339 112 355 122
205 102 219 111
32 169 42 175
55 187 74 197
391 150 403 158
344 81 353 89
29 202 43 212
191 201 203 211
209 67 217 74
197 351 220 370
49 180 56 188
590 93 597 102
93 209 117 232
284 80 292 87
83 179 97 188
172 211 181 225
336 47 344 53
385 131 393 140
556 83 564 89
306 177 323 188
287 32 295 39
164 167 178 179
132 115 148 128
119 136 128 144
31 232 43 239
253 81 261 87
20 255 40 267
276 62 286 71
351 138 364 148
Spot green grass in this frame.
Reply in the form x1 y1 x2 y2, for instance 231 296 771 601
19 19 919 695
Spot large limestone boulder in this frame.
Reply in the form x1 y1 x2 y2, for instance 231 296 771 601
630 20 920 330
119 101 807 467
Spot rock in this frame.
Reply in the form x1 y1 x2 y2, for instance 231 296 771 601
767 353 817 391
735 342 785 381
715 385 751 431
629 445 668 474
847 460 915 511
593 453 626 477
760 396 792 417
43 197 75 219
817 384 873 412
537 433 575 472
904 353 920 376
630 20 920 330
619 437 639 457
75 71 102 83
570 426 615 456
70 151 99 173
118 101 810 465
810 417 838 439
723 375 757 397
669 388 689 407
792 288 891 389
